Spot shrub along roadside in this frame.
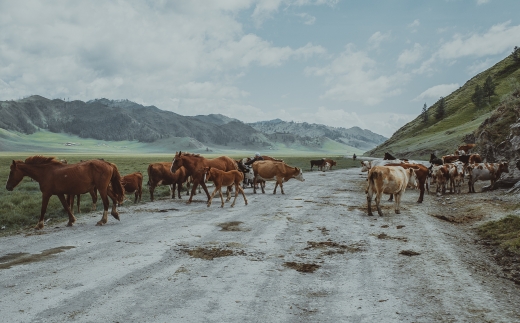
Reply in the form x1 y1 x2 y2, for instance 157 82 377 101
478 215 520 254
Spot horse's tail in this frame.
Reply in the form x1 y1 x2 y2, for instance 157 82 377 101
110 163 125 203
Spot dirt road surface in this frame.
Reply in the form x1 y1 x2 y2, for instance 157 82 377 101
1 168 520 322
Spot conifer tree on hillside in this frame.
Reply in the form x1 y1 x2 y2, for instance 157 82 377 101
471 84 485 109
435 97 446 120
422 103 428 122
513 46 520 63
483 75 496 103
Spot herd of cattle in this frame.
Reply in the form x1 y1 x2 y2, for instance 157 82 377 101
361 144 510 216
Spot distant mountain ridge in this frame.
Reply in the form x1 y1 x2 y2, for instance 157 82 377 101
0 95 386 151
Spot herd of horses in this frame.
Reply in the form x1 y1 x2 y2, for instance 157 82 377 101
5 152 311 230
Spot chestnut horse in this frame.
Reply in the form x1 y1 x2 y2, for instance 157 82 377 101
170 151 238 204
5 156 124 229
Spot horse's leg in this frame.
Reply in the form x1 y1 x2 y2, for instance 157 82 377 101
177 182 183 199
35 193 53 229
219 188 225 208
90 189 97 211
171 182 176 199
96 188 110 226
107 188 120 221
253 177 257 194
199 181 211 202
238 185 248 206
231 183 240 207
187 181 198 204
225 185 232 202
57 194 76 227
149 184 155 202
208 186 219 207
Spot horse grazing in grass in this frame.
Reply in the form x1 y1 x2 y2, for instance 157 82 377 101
203 167 248 208
5 156 124 229
170 151 238 204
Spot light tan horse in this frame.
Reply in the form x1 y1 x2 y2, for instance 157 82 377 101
6 156 124 229
170 151 237 204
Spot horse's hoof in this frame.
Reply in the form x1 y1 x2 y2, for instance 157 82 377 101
67 222 74 227
96 222 104 226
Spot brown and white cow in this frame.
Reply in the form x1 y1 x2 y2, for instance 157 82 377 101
458 143 476 153
466 162 509 193
252 161 305 194
431 164 450 195
147 162 188 201
323 159 337 170
203 167 248 208
447 162 465 194
442 155 459 164
385 163 429 203
366 165 417 216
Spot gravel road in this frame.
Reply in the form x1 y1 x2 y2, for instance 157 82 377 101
1 168 520 322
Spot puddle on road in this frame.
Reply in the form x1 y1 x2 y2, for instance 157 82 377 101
0 246 75 270
218 221 250 232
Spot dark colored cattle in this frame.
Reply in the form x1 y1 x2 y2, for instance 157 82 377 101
429 153 443 166
310 159 326 171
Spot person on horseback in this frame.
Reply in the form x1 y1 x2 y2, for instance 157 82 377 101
245 152 264 166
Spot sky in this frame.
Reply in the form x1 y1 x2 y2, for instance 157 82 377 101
1 0 520 137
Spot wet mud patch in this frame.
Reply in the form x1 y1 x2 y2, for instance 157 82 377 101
218 221 250 232
0 246 75 270
305 241 364 254
284 262 320 273
399 250 421 256
181 247 245 260
431 213 484 224
374 233 408 242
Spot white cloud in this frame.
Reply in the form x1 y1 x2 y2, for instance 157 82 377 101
408 19 420 28
305 45 408 105
398 43 424 67
296 12 316 25
466 58 494 75
368 31 391 50
477 0 490 5
413 83 460 102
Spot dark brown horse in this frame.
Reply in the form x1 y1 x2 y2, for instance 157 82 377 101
170 151 238 204
6 156 124 229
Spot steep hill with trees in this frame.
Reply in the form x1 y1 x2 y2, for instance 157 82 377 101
366 48 520 160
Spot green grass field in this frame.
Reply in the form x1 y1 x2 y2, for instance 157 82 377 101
0 153 360 235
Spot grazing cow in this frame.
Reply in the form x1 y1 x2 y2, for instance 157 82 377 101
323 159 337 170
147 162 188 201
385 163 429 203
366 166 417 216
448 162 465 194
252 161 305 194
458 144 476 153
442 155 459 164
120 172 143 204
431 164 450 195
203 167 248 208
429 153 444 166
383 152 397 160
310 159 326 171
322 162 331 171
467 162 509 193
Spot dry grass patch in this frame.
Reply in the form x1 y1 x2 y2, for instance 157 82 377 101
284 262 320 273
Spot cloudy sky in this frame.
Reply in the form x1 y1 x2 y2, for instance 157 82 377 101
1 0 520 137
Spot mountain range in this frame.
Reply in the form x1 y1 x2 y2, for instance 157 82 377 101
0 95 386 152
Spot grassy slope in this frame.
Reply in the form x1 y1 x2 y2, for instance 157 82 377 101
0 128 364 156
366 55 520 159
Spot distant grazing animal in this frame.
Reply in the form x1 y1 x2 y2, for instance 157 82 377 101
252 161 305 194
322 162 331 171
466 162 509 193
170 151 238 204
385 163 429 203
429 153 443 166
310 159 326 171
366 165 417 216
458 144 476 154
323 159 337 170
383 152 397 160
430 164 450 195
203 167 248 208
147 162 188 201
6 156 124 229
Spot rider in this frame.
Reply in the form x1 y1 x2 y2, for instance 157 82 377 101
245 152 264 166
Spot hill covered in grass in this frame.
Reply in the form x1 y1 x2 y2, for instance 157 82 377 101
366 51 520 160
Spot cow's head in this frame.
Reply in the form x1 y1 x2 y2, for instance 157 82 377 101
294 167 305 182
360 161 371 172
171 151 183 173
407 168 418 188
499 162 509 173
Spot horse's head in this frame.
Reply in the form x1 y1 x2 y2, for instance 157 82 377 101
6 160 24 191
202 167 212 182
171 151 183 173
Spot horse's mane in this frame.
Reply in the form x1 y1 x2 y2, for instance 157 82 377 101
24 156 62 165
179 152 201 157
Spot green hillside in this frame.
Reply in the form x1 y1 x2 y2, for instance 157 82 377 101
366 52 520 159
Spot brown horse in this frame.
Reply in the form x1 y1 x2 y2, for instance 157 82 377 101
5 156 124 229
170 151 238 204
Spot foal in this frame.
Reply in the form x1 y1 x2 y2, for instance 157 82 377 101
203 167 248 208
